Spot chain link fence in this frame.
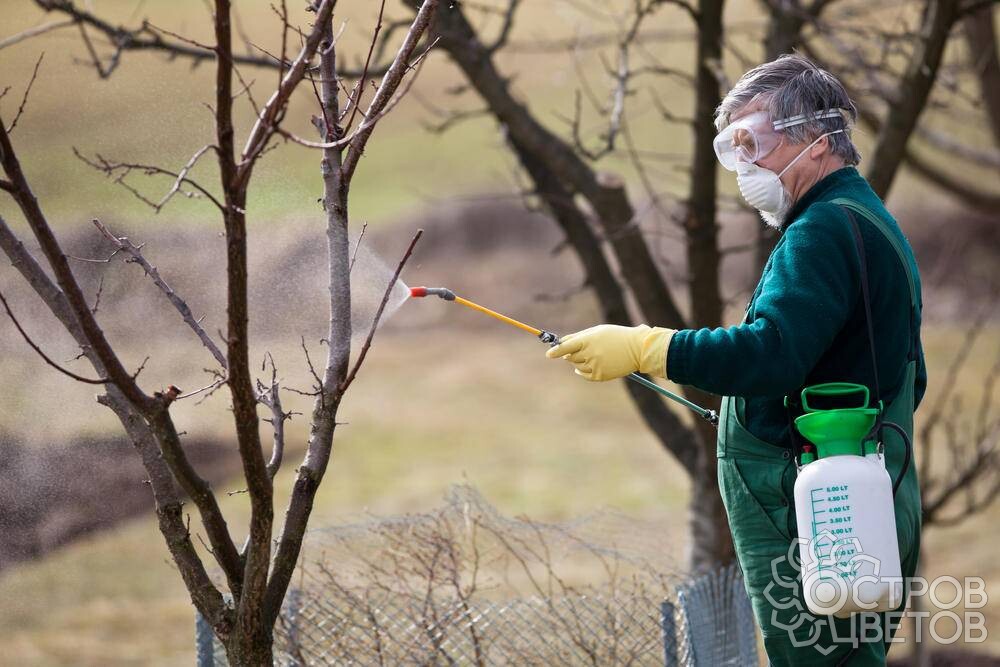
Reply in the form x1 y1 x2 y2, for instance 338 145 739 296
196 486 758 665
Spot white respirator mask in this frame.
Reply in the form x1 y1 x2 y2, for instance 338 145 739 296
714 109 847 224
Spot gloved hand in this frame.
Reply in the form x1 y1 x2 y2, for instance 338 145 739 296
545 324 676 381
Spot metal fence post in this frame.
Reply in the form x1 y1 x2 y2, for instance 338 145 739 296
732 568 758 666
195 611 214 667
661 600 679 667
286 587 303 667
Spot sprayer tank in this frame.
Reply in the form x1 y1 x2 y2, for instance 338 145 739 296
794 453 903 618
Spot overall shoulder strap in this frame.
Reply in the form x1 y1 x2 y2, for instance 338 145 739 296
830 197 920 363
829 198 918 311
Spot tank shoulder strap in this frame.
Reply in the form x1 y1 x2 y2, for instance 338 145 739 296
843 209 882 407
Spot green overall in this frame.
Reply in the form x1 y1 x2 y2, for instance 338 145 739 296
717 201 922 666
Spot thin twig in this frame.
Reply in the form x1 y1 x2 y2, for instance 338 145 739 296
340 228 423 392
349 222 368 274
340 0 440 183
342 0 387 132
92 218 228 369
284 37 438 151
73 148 225 212
0 287 108 384
0 19 74 51
28 0 385 78
7 53 45 134
77 21 116 78
177 376 228 401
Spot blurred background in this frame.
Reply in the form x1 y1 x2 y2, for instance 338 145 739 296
0 0 998 664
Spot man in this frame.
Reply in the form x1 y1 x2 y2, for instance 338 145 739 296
547 54 925 666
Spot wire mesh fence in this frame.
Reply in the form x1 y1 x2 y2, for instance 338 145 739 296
196 486 758 666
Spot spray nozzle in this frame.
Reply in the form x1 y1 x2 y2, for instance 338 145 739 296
410 286 456 301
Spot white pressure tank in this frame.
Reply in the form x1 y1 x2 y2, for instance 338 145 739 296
791 383 904 618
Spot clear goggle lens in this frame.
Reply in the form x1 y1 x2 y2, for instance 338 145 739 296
713 109 847 171
713 111 780 171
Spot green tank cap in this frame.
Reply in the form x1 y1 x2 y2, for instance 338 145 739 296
795 407 879 458
793 383 880 460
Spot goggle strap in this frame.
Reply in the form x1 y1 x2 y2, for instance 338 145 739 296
772 108 846 130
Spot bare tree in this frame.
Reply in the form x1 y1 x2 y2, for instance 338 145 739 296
0 0 436 662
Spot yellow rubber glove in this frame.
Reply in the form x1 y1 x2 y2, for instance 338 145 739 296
545 324 676 381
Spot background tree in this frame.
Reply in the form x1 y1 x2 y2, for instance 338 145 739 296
0 0 436 662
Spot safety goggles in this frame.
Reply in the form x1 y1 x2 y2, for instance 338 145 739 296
713 109 846 171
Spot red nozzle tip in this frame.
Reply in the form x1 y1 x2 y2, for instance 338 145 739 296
410 286 428 298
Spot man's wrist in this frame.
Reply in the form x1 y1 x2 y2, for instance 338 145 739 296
638 327 675 379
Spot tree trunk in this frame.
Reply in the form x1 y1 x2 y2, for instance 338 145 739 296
866 0 962 198
225 626 274 667
683 0 733 573
689 445 735 572
963 5 1000 148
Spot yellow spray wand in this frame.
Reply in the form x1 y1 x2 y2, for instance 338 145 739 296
409 286 719 427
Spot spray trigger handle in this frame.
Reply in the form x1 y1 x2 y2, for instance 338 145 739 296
539 330 560 346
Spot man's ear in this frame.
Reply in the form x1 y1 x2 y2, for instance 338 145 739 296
809 134 829 159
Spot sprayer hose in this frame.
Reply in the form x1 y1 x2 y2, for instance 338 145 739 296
880 420 912 497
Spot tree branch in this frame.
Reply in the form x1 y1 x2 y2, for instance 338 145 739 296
28 0 379 78
0 287 109 384
212 0 273 634
863 0 963 198
0 213 232 632
256 376 288 481
0 116 152 410
91 218 228 369
340 228 423 393
73 147 225 213
340 0 439 184
341 0 387 134
0 18 74 51
6 53 44 134
234 0 337 189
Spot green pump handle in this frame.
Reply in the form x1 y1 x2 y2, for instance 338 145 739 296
799 382 870 413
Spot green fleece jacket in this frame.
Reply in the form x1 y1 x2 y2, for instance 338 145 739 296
667 166 927 447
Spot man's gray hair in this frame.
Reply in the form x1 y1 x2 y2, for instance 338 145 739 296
715 54 861 165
